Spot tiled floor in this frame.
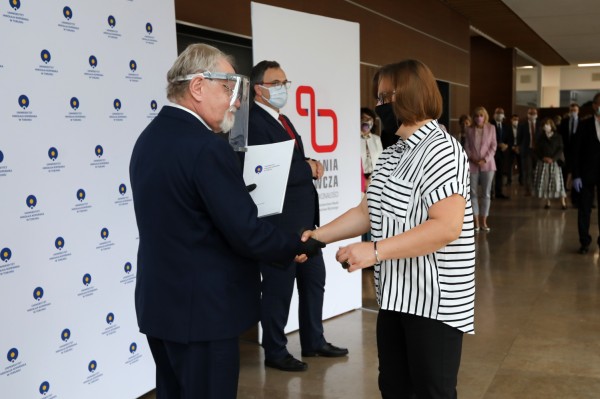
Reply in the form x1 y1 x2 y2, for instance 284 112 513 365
140 184 600 398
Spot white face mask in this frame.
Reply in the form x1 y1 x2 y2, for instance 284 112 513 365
528 114 537 121
494 113 504 122
361 121 373 133
512 120 519 128
543 124 552 134
571 111 578 118
261 85 288 109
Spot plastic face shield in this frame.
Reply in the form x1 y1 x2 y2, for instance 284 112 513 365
176 71 250 151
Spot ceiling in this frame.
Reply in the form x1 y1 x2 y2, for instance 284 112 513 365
442 0 600 66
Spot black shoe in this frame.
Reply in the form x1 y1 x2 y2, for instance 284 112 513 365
496 194 509 199
544 204 550 209
265 354 307 371
302 343 349 358
578 246 589 254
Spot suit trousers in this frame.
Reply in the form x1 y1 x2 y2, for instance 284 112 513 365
377 310 463 399
260 253 327 360
147 335 239 399
577 182 600 247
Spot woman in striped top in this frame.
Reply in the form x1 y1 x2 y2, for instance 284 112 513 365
302 60 475 398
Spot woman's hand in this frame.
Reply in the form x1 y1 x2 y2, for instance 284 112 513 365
543 156 553 164
478 159 486 166
294 254 308 263
335 242 377 272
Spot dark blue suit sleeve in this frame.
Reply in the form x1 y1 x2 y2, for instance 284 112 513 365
192 137 300 262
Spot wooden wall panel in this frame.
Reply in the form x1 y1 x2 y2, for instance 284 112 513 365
175 0 472 134
470 36 515 116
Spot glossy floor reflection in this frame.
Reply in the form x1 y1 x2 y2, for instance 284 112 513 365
140 186 600 398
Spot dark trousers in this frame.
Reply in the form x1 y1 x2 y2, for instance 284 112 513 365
521 150 535 192
577 183 600 247
494 153 504 196
377 310 463 399
147 336 239 399
260 253 326 360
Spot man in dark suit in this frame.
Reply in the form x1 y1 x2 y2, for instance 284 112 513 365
517 107 539 196
572 93 600 254
247 61 348 372
560 103 580 205
492 107 510 199
129 44 322 398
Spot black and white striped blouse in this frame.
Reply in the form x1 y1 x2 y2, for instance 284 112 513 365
367 120 476 334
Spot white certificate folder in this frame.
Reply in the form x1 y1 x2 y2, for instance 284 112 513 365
243 140 294 217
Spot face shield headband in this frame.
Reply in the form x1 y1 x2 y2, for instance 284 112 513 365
174 71 249 108
174 71 250 151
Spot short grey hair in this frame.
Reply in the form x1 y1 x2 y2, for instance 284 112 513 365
166 43 234 102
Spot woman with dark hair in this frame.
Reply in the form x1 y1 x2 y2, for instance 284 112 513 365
303 59 475 398
533 118 567 209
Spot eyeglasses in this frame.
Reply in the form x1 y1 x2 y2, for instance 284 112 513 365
377 90 395 105
259 80 292 90
209 81 237 99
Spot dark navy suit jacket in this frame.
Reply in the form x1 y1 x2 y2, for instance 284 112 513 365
247 104 319 235
572 117 600 185
129 106 301 343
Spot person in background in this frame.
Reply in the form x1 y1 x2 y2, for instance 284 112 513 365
553 114 563 128
247 60 348 373
510 114 521 186
302 59 475 399
492 107 510 199
517 107 539 196
464 106 497 231
560 102 580 206
361 107 383 189
456 114 472 146
129 44 322 398
533 118 567 209
572 93 600 254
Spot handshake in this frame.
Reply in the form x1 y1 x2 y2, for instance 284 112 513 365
295 236 326 259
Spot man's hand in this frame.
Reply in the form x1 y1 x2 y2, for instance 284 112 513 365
573 178 583 192
306 159 324 179
297 232 326 259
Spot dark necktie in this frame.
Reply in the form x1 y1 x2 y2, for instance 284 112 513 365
570 118 574 135
278 114 299 148
529 121 535 148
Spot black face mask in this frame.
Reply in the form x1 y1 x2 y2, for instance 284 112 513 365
375 103 400 134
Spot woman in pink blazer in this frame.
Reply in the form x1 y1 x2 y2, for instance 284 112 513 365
464 106 497 231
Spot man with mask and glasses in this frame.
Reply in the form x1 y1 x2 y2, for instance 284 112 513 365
246 60 348 372
129 45 324 398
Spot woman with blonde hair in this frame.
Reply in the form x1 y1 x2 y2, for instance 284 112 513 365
464 106 497 231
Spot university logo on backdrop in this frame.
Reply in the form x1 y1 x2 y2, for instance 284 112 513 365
1 247 12 262
39 381 50 395
63 6 72 20
48 147 58 161
18 94 29 109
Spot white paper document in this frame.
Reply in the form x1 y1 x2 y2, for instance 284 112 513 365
243 140 294 217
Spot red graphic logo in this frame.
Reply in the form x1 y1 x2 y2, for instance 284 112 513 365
296 86 338 153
